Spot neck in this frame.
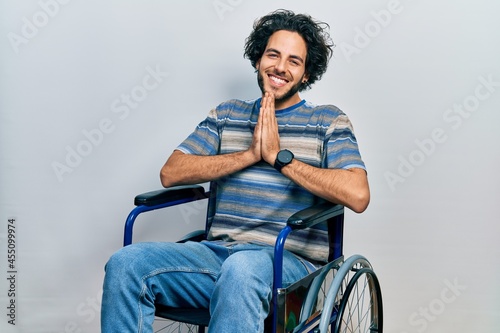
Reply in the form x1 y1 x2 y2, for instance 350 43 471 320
273 93 302 110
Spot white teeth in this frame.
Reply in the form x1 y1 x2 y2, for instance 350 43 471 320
270 75 286 85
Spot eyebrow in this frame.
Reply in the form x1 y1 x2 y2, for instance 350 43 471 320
265 48 305 64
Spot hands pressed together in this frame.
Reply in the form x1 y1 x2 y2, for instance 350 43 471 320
250 92 281 166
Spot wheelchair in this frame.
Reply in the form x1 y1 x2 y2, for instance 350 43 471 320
123 184 383 333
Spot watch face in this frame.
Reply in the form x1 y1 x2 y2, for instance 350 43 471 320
278 150 293 163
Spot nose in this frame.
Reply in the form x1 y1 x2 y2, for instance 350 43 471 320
274 58 286 74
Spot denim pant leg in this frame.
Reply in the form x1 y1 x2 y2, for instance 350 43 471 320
101 241 311 333
101 241 226 333
206 243 311 333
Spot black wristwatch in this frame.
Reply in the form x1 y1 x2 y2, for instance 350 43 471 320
274 149 294 172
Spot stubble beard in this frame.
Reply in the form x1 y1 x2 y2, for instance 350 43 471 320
257 71 304 107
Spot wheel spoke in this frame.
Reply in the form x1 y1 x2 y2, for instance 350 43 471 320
335 265 382 333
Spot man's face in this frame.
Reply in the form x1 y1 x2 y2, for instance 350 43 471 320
256 30 309 109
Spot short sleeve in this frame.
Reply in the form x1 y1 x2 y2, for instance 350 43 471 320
325 113 366 170
176 108 220 156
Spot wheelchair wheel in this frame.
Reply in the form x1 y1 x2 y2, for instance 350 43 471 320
317 255 383 333
153 318 203 333
334 267 382 332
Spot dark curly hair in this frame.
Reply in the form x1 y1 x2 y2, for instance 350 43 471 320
244 9 334 91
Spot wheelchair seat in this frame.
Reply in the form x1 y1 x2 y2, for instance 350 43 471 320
155 305 210 327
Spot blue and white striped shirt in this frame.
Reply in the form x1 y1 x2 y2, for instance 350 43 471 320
177 98 365 262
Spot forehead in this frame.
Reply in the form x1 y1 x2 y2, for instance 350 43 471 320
265 30 307 58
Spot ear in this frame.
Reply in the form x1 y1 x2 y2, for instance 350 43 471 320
255 59 261 70
302 72 309 83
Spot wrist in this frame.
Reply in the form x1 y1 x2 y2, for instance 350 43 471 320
273 149 294 172
243 148 261 165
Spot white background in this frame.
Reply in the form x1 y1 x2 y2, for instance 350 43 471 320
1 0 499 332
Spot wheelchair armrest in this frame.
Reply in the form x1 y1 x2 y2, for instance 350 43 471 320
287 202 344 230
124 185 209 246
134 185 208 206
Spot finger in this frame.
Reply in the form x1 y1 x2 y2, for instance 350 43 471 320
267 92 275 111
265 93 277 129
266 92 274 115
263 92 275 124
257 103 263 134
262 92 269 115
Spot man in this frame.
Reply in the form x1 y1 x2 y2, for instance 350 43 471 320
101 9 369 333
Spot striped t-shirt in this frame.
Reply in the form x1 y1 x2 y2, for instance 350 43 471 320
177 98 365 262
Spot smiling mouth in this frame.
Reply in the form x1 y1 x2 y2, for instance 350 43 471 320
268 74 288 87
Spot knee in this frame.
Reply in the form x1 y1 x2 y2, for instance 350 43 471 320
219 251 273 287
105 246 129 271
104 244 148 279
213 251 274 313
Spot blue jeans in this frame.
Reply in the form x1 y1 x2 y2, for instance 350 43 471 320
101 241 312 333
